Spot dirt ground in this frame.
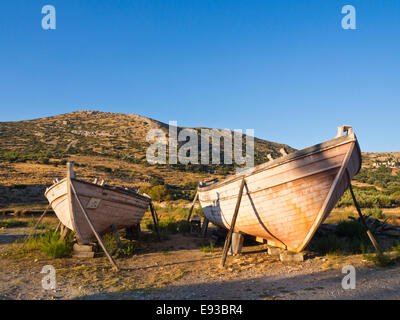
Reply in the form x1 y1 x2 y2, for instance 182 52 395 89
0 225 400 300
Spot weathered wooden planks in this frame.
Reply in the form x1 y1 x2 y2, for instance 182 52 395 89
45 165 151 244
198 126 362 252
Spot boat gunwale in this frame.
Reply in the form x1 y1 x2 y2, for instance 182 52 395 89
45 177 152 203
199 134 359 192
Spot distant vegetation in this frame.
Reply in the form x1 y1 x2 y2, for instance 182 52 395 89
355 167 400 191
0 152 51 164
1 111 400 207
335 164 400 209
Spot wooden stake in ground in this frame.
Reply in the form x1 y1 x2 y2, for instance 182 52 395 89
149 202 160 240
348 181 382 254
54 221 61 234
23 204 51 246
220 178 246 267
201 217 209 238
67 163 119 271
60 224 71 240
186 189 199 222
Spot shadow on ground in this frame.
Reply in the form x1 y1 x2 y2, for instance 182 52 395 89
77 264 400 300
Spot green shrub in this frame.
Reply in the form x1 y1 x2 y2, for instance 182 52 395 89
364 207 385 220
139 185 172 201
312 235 344 255
349 238 368 254
145 217 190 234
200 242 214 253
159 216 180 234
336 220 366 239
364 253 395 267
150 177 164 186
121 241 137 256
390 191 400 205
336 185 396 209
26 231 72 258
103 233 119 254
392 244 400 254
0 219 29 228
336 220 370 253
176 220 191 233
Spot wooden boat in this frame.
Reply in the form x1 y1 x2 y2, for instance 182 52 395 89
45 162 151 244
198 126 362 252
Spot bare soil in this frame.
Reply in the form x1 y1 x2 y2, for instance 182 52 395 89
0 226 400 300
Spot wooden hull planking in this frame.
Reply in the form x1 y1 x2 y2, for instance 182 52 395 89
198 130 361 252
45 178 150 244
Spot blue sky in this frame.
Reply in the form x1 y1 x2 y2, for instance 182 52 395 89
0 1 399 152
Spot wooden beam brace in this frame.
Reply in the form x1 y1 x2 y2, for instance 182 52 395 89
70 181 120 271
149 202 160 240
347 170 382 254
23 204 51 246
187 189 199 222
201 217 209 238
220 177 246 267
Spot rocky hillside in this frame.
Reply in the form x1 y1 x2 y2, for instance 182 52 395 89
0 111 294 206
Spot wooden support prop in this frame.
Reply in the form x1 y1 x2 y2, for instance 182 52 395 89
149 202 160 240
153 203 159 224
54 221 61 234
68 173 119 271
60 225 71 240
111 224 123 249
201 217 209 238
220 178 246 267
187 189 199 222
348 180 382 254
23 204 51 246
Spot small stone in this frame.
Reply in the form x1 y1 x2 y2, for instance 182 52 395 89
279 251 304 262
267 247 281 256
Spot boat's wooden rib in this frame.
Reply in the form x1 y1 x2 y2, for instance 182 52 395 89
45 163 151 244
198 126 362 252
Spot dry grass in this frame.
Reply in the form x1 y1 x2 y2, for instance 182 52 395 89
326 207 400 226
0 155 208 188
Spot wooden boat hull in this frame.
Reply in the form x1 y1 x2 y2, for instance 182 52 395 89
45 178 150 244
198 127 361 252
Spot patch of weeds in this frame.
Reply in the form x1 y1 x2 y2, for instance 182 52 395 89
200 242 214 253
326 250 343 258
176 220 191 233
146 217 190 235
349 238 368 254
25 230 72 258
336 220 370 253
393 244 400 255
364 253 395 267
159 217 180 234
103 233 119 254
364 207 385 220
336 220 365 239
120 241 137 257
0 219 29 228
312 235 344 255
